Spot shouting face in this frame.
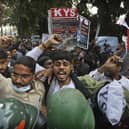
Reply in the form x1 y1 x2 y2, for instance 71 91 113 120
53 59 73 86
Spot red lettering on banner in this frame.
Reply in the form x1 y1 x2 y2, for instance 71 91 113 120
50 8 78 17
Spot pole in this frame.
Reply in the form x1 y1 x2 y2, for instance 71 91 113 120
127 29 129 51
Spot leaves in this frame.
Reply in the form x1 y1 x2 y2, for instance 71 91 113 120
2 0 129 38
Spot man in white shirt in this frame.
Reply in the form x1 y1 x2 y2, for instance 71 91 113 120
89 55 129 129
26 35 90 100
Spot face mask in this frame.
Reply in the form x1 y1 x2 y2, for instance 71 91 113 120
11 84 31 93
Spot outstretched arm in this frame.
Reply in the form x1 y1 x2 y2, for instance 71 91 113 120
26 34 62 61
89 55 122 81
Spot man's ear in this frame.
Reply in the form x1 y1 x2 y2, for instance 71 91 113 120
71 64 74 72
32 74 35 80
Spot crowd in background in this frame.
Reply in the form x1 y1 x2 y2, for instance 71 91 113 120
3 35 126 75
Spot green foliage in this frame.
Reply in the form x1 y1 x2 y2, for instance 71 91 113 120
2 0 129 38
3 0 73 37
79 0 129 37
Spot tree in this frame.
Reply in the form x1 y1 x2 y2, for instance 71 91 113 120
2 0 129 39
77 0 129 40
0 0 4 25
3 0 73 38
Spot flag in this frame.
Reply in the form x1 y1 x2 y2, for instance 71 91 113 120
116 14 129 29
116 14 129 51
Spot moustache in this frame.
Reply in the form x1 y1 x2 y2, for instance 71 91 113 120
12 82 23 87
0 69 5 72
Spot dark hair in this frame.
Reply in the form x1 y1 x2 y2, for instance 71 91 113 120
38 55 51 66
13 56 36 73
0 49 8 59
53 50 73 63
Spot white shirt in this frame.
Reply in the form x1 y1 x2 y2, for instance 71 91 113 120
97 80 126 125
26 46 45 72
47 78 75 102
89 69 129 125
52 79 75 94
26 46 43 61
89 69 111 82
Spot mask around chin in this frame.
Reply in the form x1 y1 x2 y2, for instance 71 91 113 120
11 84 31 93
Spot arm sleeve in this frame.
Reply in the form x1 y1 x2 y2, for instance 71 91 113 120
89 69 105 81
26 47 43 61
26 47 45 72
118 76 129 91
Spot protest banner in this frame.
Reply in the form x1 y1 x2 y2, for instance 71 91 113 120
77 15 91 49
96 36 119 55
48 8 91 49
48 8 78 39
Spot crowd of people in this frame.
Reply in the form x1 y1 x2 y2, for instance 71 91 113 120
0 34 128 129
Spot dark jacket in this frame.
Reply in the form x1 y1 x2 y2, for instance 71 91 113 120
70 73 90 99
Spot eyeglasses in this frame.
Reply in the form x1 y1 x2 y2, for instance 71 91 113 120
11 72 33 79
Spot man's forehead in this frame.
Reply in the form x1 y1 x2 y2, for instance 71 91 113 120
54 59 71 63
13 64 32 72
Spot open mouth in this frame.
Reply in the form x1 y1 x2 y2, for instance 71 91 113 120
56 71 67 80
58 71 66 75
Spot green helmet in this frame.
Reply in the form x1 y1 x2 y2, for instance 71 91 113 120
47 88 95 129
0 97 38 129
